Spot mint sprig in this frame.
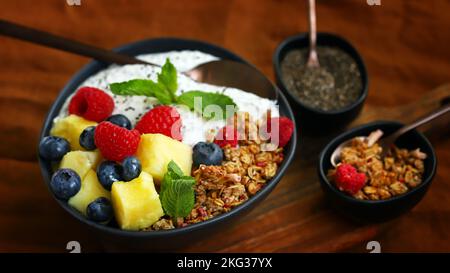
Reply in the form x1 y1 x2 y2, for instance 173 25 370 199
157 58 178 95
109 58 237 120
110 79 156 96
110 58 178 104
149 80 174 105
160 161 195 218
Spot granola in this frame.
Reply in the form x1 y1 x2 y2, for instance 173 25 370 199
328 133 427 200
184 115 284 225
142 112 288 230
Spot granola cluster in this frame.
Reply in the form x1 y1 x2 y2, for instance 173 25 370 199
328 136 427 200
183 113 284 225
184 147 283 224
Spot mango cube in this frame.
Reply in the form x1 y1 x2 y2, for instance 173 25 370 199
136 133 192 182
51 114 97 150
68 169 110 215
60 150 101 180
111 172 164 230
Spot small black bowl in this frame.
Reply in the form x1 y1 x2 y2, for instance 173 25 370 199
273 32 369 134
318 121 437 222
38 38 297 251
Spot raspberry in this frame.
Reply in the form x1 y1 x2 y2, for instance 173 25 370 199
94 122 140 162
261 117 294 147
214 125 238 148
335 163 367 195
135 106 182 141
68 87 114 122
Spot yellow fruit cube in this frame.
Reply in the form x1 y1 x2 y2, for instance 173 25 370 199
60 150 102 180
51 114 97 150
111 172 164 231
68 169 110 215
136 133 192 182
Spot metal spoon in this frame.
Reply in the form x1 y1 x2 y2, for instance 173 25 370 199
306 0 320 68
0 19 277 100
331 104 450 167
305 0 335 89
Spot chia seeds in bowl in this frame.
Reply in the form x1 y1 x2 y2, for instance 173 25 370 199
280 46 362 112
273 33 368 132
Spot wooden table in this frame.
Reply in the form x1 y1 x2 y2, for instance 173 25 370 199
0 0 449 252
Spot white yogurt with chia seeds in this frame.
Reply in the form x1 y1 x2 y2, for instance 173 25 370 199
55 50 279 146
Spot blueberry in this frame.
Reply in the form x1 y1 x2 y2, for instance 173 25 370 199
79 126 96 150
192 142 223 167
122 156 141 181
39 136 70 161
97 161 123 190
106 114 132 130
50 168 81 200
87 197 113 223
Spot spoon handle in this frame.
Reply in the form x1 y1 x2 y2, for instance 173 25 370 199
307 0 319 67
0 19 151 66
388 103 450 141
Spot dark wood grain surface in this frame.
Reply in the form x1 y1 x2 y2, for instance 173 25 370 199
0 0 449 253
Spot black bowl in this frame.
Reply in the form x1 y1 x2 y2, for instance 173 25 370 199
273 32 369 134
38 38 297 251
318 121 436 222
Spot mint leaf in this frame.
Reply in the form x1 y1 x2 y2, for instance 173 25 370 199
177 90 237 120
160 176 195 218
110 79 156 96
109 59 178 104
158 58 178 99
149 81 173 105
167 160 184 177
110 78 173 104
160 161 195 218
161 161 182 194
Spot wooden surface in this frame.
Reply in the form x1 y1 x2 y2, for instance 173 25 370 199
0 0 449 253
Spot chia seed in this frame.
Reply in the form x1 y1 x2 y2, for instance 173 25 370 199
280 46 362 112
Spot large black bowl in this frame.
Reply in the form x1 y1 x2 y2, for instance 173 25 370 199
38 38 297 251
318 121 436 222
273 33 369 134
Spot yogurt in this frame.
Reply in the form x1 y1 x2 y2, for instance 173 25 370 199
56 50 279 146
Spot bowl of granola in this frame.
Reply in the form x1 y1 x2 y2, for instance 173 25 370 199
38 38 297 250
318 121 436 222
